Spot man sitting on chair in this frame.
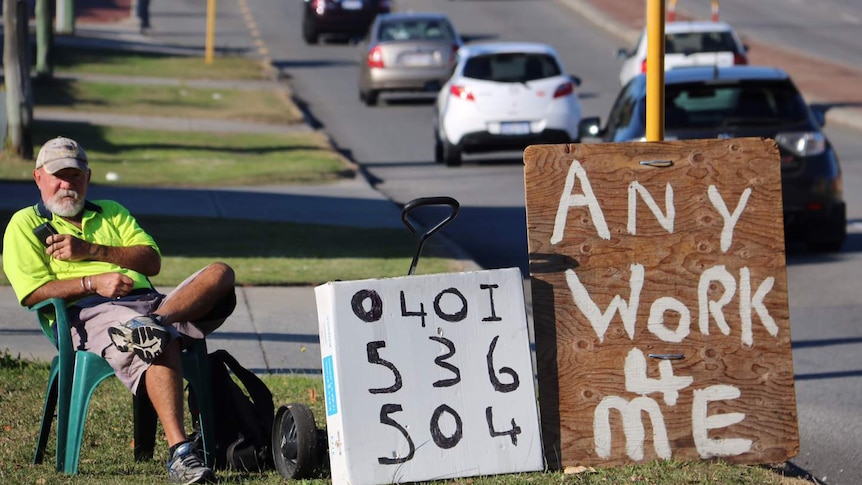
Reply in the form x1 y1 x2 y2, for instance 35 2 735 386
2 136 236 484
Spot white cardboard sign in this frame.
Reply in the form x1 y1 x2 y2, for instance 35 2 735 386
315 267 543 485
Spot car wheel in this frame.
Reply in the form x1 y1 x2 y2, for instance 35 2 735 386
302 21 318 45
434 134 443 163
363 90 378 107
443 140 461 167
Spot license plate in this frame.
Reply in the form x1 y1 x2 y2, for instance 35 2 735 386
341 0 362 10
401 52 435 66
500 122 531 135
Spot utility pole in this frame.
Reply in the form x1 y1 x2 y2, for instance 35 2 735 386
3 0 34 157
645 0 666 141
205 0 216 64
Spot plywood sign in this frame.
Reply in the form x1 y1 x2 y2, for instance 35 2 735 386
523 138 798 468
315 268 543 485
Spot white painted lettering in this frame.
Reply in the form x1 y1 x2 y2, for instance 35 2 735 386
707 186 752 253
698 265 736 336
739 267 778 346
551 160 610 244
648 296 691 343
627 182 674 235
565 264 644 342
692 385 752 458
594 396 671 460
624 348 693 406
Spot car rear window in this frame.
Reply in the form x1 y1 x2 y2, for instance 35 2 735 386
378 19 455 41
666 31 739 54
660 80 810 128
462 53 562 82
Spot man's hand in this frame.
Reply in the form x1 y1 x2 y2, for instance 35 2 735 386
90 272 136 299
45 234 103 261
43 234 161 276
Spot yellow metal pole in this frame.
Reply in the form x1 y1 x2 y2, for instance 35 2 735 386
645 0 665 142
205 0 217 64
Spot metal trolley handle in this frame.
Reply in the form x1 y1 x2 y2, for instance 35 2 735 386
401 196 460 276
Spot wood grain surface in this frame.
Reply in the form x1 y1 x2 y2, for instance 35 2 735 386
524 138 798 468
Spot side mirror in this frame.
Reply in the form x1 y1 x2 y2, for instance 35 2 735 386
616 48 630 59
579 116 603 139
811 106 826 127
570 75 582 87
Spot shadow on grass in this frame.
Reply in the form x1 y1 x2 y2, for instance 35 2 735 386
30 120 331 157
32 78 80 109
0 205 415 260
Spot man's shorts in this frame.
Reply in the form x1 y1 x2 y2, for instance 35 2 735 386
67 266 236 394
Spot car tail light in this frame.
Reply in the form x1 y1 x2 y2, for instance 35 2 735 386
641 59 647 73
775 131 826 157
367 46 384 68
733 52 748 65
312 0 326 14
450 85 474 101
553 81 574 98
451 44 460 58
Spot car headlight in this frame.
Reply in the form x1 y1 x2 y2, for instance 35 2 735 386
775 132 826 157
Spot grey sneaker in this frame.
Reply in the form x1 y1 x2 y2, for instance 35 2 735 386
108 314 169 363
167 440 215 484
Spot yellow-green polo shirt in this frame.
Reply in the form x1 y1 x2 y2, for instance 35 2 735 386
2 200 161 306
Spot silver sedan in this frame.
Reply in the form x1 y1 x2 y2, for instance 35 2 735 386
358 12 462 107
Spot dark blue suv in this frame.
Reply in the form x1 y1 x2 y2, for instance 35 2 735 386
579 66 846 252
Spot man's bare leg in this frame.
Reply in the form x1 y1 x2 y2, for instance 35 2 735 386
154 262 235 326
144 339 187 446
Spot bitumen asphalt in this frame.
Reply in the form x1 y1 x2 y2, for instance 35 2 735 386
2 0 861 376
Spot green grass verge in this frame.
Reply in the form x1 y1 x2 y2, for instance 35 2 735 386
0 121 350 186
33 78 304 125
0 210 469 286
0 354 811 484
50 45 270 80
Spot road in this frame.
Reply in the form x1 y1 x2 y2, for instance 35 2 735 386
165 0 862 483
677 0 862 68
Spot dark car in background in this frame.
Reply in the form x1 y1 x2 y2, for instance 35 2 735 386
579 66 846 252
358 12 461 106
302 0 392 45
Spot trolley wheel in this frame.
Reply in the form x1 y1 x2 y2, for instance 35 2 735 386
272 403 319 479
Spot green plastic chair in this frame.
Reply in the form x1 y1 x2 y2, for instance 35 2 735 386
30 297 216 474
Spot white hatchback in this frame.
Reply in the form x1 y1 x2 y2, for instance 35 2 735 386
616 21 748 86
434 42 582 167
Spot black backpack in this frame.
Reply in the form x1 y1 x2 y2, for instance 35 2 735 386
189 349 275 471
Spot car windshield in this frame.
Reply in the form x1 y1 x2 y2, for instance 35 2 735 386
666 31 738 54
461 53 562 82
378 19 455 41
653 80 811 129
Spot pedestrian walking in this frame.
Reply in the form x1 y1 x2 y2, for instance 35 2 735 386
137 0 151 33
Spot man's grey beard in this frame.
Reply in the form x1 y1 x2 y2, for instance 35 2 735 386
46 189 85 217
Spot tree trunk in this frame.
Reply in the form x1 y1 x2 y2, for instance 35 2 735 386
3 0 34 158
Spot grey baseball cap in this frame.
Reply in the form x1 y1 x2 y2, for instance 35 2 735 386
35 136 89 174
